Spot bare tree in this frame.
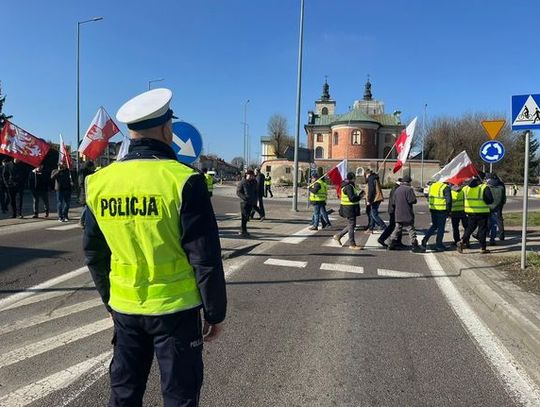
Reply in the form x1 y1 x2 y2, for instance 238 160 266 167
267 114 294 158
230 156 245 169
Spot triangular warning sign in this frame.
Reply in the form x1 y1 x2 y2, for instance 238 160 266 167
481 120 506 140
513 95 540 126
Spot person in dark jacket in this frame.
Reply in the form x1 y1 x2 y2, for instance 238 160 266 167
333 172 363 249
0 158 10 213
78 161 95 227
237 170 258 237
486 173 506 244
365 168 386 231
3 158 27 218
421 180 452 252
28 164 50 218
378 178 403 248
250 167 266 220
387 175 421 252
51 163 73 222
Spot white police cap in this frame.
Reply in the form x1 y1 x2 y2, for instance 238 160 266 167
116 88 174 130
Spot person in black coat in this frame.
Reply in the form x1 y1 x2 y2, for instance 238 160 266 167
3 158 27 218
333 172 364 249
237 170 258 237
0 158 10 213
377 179 403 248
250 167 266 220
387 175 421 252
28 164 50 218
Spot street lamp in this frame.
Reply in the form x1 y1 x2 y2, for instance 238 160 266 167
76 16 103 173
148 78 164 90
243 99 250 169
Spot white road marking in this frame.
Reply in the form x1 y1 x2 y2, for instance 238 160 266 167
1 290 74 312
224 212 238 216
320 263 364 274
264 258 307 268
0 297 103 335
322 237 343 248
364 232 385 250
0 266 89 312
423 252 540 406
46 224 81 231
280 226 318 244
0 351 112 407
377 269 423 278
0 318 113 369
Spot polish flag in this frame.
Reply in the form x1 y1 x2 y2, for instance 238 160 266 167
432 151 479 185
79 107 120 160
393 117 417 173
0 120 50 167
59 134 73 169
326 159 347 197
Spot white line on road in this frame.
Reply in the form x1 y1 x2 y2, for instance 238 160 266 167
46 224 81 231
377 269 423 278
0 350 112 407
423 252 540 406
0 297 103 335
280 226 318 244
0 318 113 369
0 266 90 312
320 263 364 274
264 258 307 268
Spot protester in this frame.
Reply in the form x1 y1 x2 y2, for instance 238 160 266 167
78 161 95 227
333 172 363 249
458 176 494 254
202 167 214 198
511 183 518 196
308 173 331 230
486 173 506 244
251 168 266 221
378 178 403 248
28 164 50 218
51 163 73 222
0 158 10 213
237 170 258 237
387 175 421 252
449 184 467 246
264 172 273 198
365 168 386 232
421 180 452 252
3 158 27 218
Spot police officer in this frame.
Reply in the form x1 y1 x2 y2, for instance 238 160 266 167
264 172 273 198
202 167 214 197
457 176 494 254
421 179 452 252
83 88 227 406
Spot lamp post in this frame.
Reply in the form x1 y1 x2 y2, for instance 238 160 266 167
421 103 427 187
76 16 103 173
292 0 305 212
148 78 164 90
243 99 250 170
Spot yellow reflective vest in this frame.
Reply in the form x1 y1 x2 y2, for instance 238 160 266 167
428 181 448 211
341 185 360 206
264 177 271 186
310 179 328 202
86 160 202 316
204 173 214 192
450 189 465 213
463 184 490 214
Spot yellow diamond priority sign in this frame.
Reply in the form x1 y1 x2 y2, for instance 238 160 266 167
481 120 506 140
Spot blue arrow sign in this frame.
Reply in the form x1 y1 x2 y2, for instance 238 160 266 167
479 140 505 163
171 121 203 164
512 94 540 130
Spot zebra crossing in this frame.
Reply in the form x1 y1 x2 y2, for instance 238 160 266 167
0 268 112 407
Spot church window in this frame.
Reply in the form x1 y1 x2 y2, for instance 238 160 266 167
351 130 361 145
316 133 323 142
333 133 339 145
321 107 328 115
315 146 324 159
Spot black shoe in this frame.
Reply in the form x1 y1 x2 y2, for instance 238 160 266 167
308 226 318 231
480 249 491 254
434 246 447 252
420 239 427 251
31 214 38 219
377 238 388 248
499 234 505 241
457 241 464 253
387 244 396 251
239 231 251 238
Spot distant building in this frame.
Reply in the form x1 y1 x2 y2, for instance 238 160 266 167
197 154 241 180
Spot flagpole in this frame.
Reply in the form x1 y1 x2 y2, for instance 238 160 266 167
380 142 397 185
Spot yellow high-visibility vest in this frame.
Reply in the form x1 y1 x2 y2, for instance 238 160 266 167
428 181 448 211
341 185 359 206
450 189 465 212
463 184 490 214
310 179 328 202
86 160 202 316
204 173 214 192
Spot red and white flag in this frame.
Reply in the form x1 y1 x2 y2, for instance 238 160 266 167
432 151 479 185
393 117 417 173
79 107 120 160
326 159 347 196
59 134 73 169
0 120 50 167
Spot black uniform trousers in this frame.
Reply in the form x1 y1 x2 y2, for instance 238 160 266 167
240 201 253 233
110 308 203 407
0 185 8 212
32 190 49 215
8 186 24 217
461 213 489 250
250 195 265 218
450 212 468 244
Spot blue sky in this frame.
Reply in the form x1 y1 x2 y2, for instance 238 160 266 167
2 0 539 161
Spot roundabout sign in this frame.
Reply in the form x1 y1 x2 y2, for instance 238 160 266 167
479 140 505 163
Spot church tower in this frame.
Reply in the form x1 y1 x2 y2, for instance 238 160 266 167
314 78 336 116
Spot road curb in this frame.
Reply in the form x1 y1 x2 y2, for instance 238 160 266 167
221 243 261 261
448 254 540 361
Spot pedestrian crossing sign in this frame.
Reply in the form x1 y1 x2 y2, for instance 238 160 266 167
512 94 540 130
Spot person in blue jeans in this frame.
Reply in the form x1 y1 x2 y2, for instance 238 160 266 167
308 174 331 230
421 180 452 252
365 168 386 231
51 164 73 222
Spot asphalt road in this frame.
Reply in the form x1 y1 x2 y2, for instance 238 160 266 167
0 189 538 406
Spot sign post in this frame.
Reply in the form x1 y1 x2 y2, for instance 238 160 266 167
511 94 540 269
